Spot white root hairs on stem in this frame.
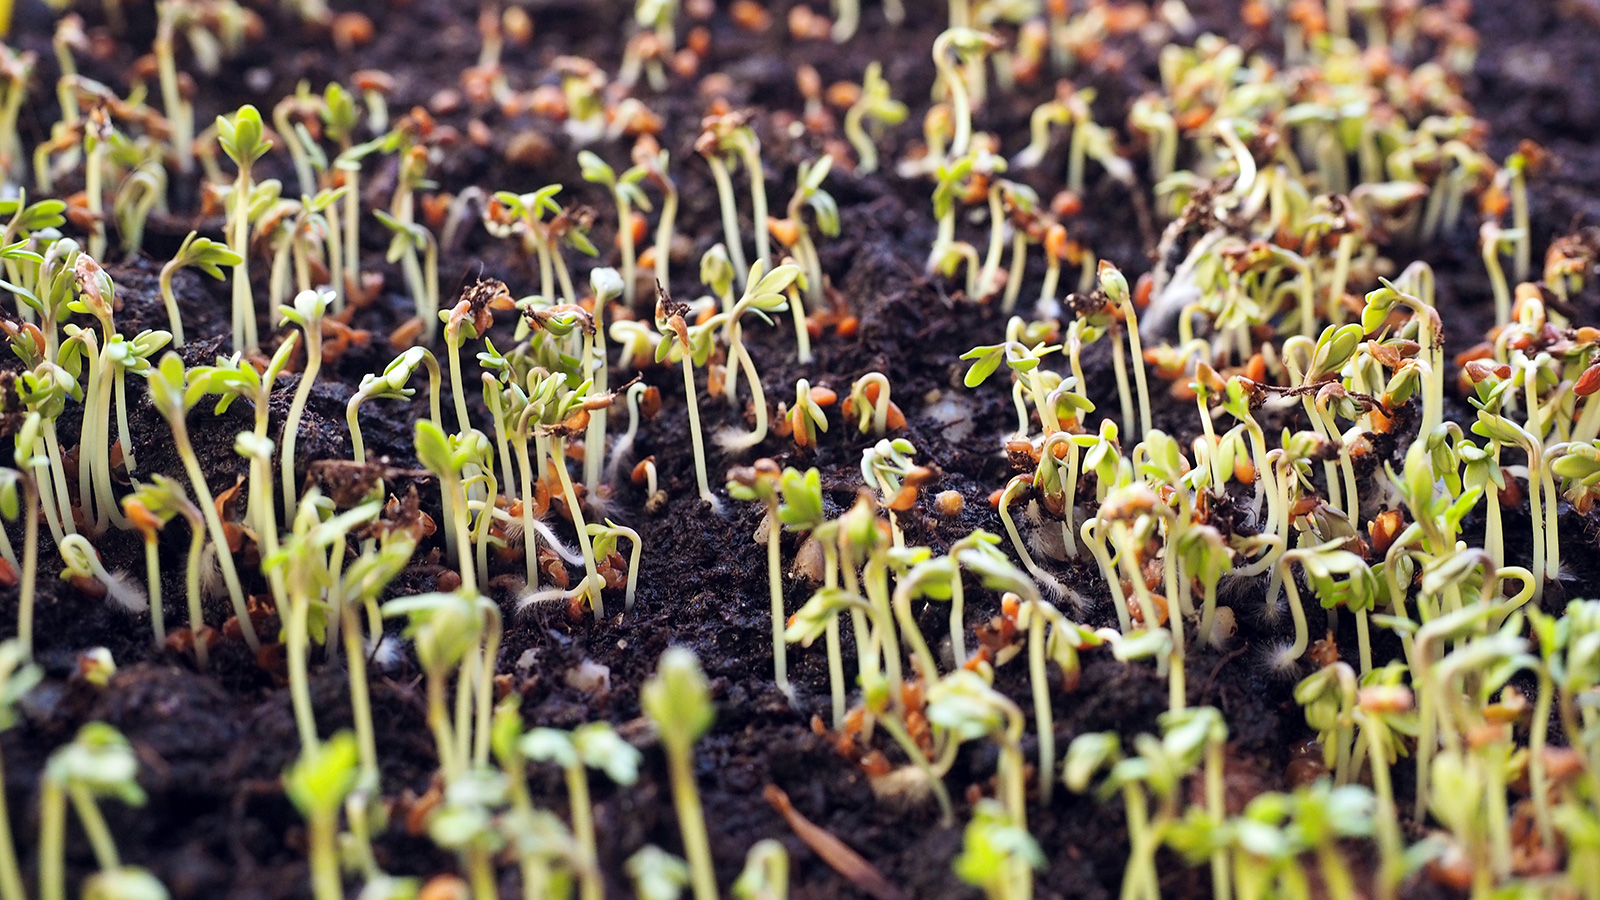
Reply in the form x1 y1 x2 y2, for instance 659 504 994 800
713 424 762 454
516 583 586 615
103 569 149 614
604 431 638 488
199 543 225 600
370 633 406 673
526 518 584 565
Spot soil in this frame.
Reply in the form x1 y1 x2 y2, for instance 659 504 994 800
3 1 1600 899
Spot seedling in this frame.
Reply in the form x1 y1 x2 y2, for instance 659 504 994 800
769 157 837 361
641 648 717 900
953 799 1044 900
696 113 770 286
523 722 641 900
654 285 720 508
0 641 39 900
216 105 272 351
285 732 359 900
709 261 801 451
348 347 443 464
0 465 37 659
382 589 500 784
39 723 146 900
158 232 240 348
628 846 690 900
374 210 440 344
279 288 333 520
580 151 651 308
930 29 1000 162
844 64 907 175
728 459 795 702
733 840 788 900
122 477 202 653
60 534 146 615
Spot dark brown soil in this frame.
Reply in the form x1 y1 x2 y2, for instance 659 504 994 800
4 1 1600 899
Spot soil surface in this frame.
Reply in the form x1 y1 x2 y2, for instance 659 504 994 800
4 1 1600 899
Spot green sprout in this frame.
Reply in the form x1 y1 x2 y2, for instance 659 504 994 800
285 732 360 900
655 286 720 509
159 232 240 348
844 63 907 174
122 476 204 655
279 288 332 520
348 347 443 464
770 157 836 362
0 641 39 900
382 589 501 785
642 648 718 900
523 722 641 900
628 846 690 900
930 29 999 163
953 799 1044 900
374 210 441 345
0 466 38 660
710 261 801 451
733 839 788 900
696 113 770 288
216 104 272 351
39 723 147 900
728 459 795 702
580 151 651 308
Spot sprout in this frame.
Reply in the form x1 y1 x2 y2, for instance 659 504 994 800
697 114 770 287
641 648 717 900
709 261 801 451
628 846 690 900
654 285 720 509
382 589 500 784
585 519 642 610
81 867 170 900
348 347 443 464
414 420 490 593
159 232 240 348
339 528 417 785
373 211 440 345
0 467 38 659
953 799 1044 900
523 722 642 900
769 158 837 362
843 63 907 174
930 29 999 163
123 476 204 654
216 105 272 351
39 723 147 900
59 534 145 614
786 379 833 451
582 267 625 496
580 152 651 309
0 641 40 900
279 288 333 521
728 459 794 702
188 337 301 562
426 769 508 900
927 669 1028 830
285 732 359 900
731 840 788 900
264 487 382 753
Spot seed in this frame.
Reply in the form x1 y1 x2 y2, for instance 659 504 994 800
331 12 375 51
730 0 771 32
934 490 964 518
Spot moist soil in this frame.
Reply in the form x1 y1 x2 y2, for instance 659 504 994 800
4 1 1600 898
